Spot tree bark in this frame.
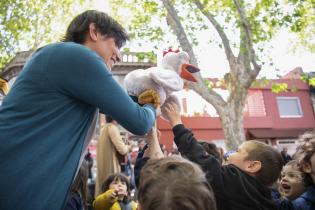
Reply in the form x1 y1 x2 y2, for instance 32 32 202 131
220 104 245 150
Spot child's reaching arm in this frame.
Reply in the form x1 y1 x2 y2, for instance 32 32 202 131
163 102 222 177
143 122 164 159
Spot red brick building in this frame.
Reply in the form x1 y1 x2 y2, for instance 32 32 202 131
157 71 315 154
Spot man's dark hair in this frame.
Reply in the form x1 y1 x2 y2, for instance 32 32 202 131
62 10 129 48
138 156 217 210
245 140 283 186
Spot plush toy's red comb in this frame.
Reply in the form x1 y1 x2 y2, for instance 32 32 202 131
163 48 180 56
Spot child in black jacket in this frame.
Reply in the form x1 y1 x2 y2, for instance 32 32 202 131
163 102 283 210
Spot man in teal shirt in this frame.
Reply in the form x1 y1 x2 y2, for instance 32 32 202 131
0 10 157 210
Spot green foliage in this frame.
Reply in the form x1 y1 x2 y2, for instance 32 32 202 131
0 0 87 70
204 79 214 90
110 0 314 54
109 0 169 48
283 0 315 52
300 73 308 82
301 73 315 87
135 52 157 63
271 82 288 93
252 76 270 88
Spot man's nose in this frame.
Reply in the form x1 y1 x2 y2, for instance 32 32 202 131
115 50 122 63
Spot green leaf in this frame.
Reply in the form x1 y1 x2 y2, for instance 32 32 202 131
271 83 288 93
309 77 315 87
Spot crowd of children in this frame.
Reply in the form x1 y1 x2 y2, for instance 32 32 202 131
64 101 315 210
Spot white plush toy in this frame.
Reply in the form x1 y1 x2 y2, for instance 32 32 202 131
124 49 200 119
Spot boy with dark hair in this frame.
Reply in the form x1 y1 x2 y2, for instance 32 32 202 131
163 102 283 210
0 10 158 210
138 155 217 210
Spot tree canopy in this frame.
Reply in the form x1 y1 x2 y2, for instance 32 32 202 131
0 0 88 69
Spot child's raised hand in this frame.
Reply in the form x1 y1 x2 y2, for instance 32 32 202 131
163 102 182 127
109 189 118 202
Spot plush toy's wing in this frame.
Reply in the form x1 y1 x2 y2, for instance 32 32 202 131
150 69 184 92
124 69 150 96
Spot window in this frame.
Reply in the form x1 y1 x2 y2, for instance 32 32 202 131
276 97 303 118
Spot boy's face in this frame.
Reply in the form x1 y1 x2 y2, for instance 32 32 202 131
278 165 305 200
227 142 252 172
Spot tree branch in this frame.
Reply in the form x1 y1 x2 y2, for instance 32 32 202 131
193 0 236 70
162 0 198 65
233 0 261 76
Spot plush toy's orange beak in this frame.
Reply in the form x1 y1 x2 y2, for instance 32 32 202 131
180 64 200 82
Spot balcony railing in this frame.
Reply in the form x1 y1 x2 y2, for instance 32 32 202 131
120 52 156 64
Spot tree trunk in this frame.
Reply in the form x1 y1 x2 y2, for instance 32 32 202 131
220 104 245 150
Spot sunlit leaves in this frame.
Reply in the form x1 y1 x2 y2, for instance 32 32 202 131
271 82 288 93
0 0 86 70
283 0 315 52
205 79 214 90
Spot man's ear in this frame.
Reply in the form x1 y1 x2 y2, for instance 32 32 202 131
88 23 98 41
301 162 312 173
247 160 262 174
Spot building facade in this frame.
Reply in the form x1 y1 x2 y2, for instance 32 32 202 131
158 75 315 154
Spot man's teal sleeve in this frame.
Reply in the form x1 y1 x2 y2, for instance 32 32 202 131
45 43 155 135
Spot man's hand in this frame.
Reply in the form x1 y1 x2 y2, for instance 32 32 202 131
138 89 160 108
162 102 182 127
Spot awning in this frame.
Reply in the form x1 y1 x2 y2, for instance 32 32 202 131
247 128 312 139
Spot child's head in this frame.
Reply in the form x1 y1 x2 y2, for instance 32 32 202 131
294 130 315 184
227 140 283 186
278 160 310 200
199 141 222 164
138 156 217 210
101 173 131 202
